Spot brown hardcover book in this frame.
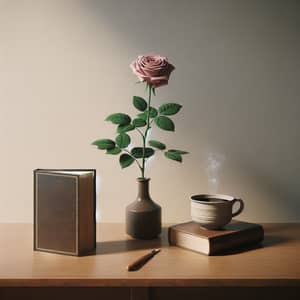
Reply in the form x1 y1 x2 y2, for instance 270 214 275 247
168 221 264 255
34 169 96 256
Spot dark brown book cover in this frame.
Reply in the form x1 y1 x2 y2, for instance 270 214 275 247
168 221 264 255
34 169 96 256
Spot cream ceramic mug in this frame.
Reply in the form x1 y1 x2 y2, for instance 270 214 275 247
191 194 244 230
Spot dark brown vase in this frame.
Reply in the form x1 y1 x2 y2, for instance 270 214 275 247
126 178 161 239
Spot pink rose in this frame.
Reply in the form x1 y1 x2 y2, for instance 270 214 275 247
130 54 175 88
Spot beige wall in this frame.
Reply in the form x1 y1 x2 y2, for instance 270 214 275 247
1 0 299 223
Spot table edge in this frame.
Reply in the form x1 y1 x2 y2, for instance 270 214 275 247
0 278 300 287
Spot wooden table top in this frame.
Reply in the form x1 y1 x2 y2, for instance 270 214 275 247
0 223 299 287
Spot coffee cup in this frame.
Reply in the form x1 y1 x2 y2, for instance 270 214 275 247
191 194 244 230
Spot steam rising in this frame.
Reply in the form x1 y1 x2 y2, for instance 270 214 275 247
206 153 225 193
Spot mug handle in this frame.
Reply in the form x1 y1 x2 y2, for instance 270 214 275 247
231 198 244 217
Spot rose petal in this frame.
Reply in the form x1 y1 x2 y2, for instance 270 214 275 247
130 54 175 88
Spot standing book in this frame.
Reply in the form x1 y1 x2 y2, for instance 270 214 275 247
34 169 96 256
168 221 264 255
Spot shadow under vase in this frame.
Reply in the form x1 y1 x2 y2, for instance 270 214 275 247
95 226 169 255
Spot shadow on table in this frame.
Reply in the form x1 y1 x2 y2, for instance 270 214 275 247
94 226 290 256
263 234 290 246
95 227 169 255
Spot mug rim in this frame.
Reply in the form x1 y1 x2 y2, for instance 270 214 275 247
191 194 235 204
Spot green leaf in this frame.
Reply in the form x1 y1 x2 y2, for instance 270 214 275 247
106 147 122 155
159 103 182 116
149 107 158 118
105 113 131 125
137 112 147 121
165 151 182 162
137 107 158 120
133 96 147 111
115 133 131 148
132 118 147 127
168 149 189 155
117 124 135 134
131 147 155 159
154 116 175 131
148 140 166 150
92 139 115 150
119 154 135 169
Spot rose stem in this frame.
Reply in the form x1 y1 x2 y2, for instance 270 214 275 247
141 83 152 179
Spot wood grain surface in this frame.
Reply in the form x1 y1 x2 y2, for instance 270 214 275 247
0 223 299 287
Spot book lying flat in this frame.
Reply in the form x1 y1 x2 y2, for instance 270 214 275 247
168 221 264 255
34 169 96 256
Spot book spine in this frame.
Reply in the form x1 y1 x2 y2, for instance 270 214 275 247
78 174 96 256
210 226 264 255
168 227 174 247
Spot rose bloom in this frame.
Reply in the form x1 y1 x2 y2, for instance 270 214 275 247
130 54 175 88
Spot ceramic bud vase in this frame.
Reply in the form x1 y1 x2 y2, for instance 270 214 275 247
126 178 161 239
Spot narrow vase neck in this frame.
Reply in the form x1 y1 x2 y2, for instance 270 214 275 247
137 178 151 200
